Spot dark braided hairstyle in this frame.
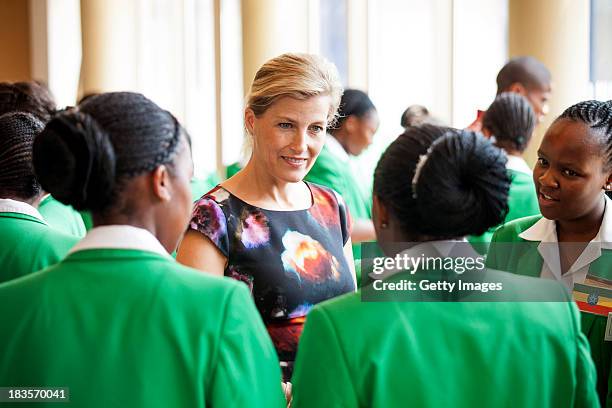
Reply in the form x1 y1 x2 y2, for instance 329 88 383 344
330 89 376 134
32 92 186 214
0 81 57 123
0 112 44 200
374 125 510 238
483 92 536 152
557 100 612 198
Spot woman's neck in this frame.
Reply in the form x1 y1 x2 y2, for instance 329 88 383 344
556 195 606 242
223 159 310 210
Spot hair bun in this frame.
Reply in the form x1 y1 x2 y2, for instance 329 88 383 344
414 131 510 236
33 111 116 211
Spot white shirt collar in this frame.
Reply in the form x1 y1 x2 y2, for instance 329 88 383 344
68 225 171 258
325 134 350 162
0 198 45 221
518 194 612 285
505 155 532 175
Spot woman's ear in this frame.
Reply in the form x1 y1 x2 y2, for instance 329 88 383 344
244 108 255 135
345 115 357 134
152 165 172 202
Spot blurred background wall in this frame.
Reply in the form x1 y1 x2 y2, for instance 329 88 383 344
0 0 606 180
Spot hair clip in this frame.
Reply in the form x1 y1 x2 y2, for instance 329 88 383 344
411 152 431 198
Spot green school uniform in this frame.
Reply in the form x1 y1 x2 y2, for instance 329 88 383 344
469 168 539 246
292 269 598 408
487 209 612 408
0 206 77 284
0 227 284 408
190 173 221 201
38 195 87 237
225 162 242 179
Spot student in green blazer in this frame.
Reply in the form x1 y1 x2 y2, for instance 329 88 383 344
38 194 87 237
488 100 612 407
305 89 379 257
292 126 598 408
0 93 284 407
0 112 78 284
469 93 540 246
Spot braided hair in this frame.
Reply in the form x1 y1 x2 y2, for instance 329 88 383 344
483 92 536 152
330 89 376 134
374 125 510 238
32 92 185 214
0 112 44 200
558 100 612 198
0 82 57 123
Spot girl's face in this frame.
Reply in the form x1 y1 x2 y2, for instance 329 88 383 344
534 119 612 222
344 109 380 156
246 95 330 183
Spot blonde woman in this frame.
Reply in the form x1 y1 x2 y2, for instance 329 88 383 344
178 53 356 381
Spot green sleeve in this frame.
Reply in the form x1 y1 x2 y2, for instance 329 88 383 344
571 303 600 408
208 285 285 408
305 155 345 195
292 306 358 408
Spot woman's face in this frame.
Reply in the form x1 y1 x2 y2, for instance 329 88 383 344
246 95 331 183
344 109 379 156
534 119 612 222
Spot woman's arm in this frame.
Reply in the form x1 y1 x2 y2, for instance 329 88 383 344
176 230 227 277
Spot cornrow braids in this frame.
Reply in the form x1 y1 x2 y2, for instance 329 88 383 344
483 93 536 152
0 112 44 200
0 81 57 123
33 92 185 213
559 100 612 170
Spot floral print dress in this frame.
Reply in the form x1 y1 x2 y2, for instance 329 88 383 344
189 182 355 378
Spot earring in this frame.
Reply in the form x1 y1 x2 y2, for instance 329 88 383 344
606 184 612 191
380 222 388 229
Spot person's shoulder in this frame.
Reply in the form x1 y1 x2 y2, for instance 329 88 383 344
308 182 343 205
492 215 542 242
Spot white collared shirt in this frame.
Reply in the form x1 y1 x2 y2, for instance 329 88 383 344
505 155 532 175
325 134 350 162
0 198 45 221
68 225 171 258
519 195 612 288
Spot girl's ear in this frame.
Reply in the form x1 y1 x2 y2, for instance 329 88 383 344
372 194 389 229
152 165 172 202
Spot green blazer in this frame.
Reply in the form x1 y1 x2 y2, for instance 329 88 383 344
488 215 612 408
0 249 284 408
0 212 77 284
469 169 540 246
292 271 598 408
38 195 87 238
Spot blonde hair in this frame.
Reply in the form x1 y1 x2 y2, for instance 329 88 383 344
246 53 343 125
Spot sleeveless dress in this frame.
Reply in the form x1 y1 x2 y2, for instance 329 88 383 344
188 182 355 379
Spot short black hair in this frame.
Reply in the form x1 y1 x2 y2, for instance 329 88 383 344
0 81 57 123
374 125 510 238
330 89 376 133
496 56 551 95
33 92 186 214
483 93 536 152
0 112 44 200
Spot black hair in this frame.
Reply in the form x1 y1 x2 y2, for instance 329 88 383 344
0 112 44 200
374 125 510 238
32 92 186 214
496 56 551 95
557 100 612 197
400 105 430 128
330 89 376 133
0 81 57 123
483 92 536 152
